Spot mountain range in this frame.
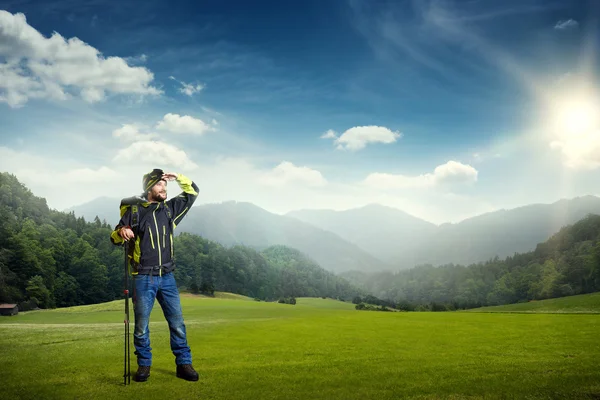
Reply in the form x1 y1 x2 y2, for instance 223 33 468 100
287 195 600 267
286 204 436 266
67 195 600 273
67 198 389 273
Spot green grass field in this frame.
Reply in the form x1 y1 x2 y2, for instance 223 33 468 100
464 292 600 314
1 294 600 399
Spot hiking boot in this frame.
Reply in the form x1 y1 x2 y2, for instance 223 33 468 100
134 365 151 382
176 364 199 381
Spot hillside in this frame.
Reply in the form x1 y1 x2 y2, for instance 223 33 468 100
414 195 600 267
176 201 390 273
68 198 391 274
68 191 600 273
286 204 436 264
464 292 600 314
288 196 600 269
0 172 364 309
340 213 600 310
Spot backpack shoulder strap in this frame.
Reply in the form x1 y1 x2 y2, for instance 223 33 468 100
131 204 139 228
119 195 150 232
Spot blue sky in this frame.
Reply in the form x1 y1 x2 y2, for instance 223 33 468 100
0 0 599 224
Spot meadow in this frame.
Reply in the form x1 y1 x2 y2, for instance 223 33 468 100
463 292 600 314
1 293 599 399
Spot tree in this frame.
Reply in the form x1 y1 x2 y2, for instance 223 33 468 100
486 274 515 305
26 275 52 308
54 272 80 307
69 240 110 304
532 260 563 300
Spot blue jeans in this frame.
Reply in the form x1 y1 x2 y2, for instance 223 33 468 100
132 272 192 367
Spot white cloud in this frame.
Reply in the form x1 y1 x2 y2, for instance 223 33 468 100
320 129 338 139
258 161 327 187
432 160 478 186
554 19 578 30
2 157 117 186
180 83 204 96
169 75 204 96
63 166 119 182
190 157 490 224
0 145 495 224
0 11 161 108
125 54 148 65
550 130 600 170
323 125 402 151
0 63 64 106
363 160 478 189
112 124 157 142
113 140 199 170
156 113 216 135
0 146 127 211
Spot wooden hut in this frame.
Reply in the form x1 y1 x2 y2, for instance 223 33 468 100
0 304 18 316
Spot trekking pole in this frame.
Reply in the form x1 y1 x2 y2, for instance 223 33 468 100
123 239 131 385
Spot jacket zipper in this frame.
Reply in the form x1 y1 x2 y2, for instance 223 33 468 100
163 225 166 248
148 227 155 249
153 204 162 276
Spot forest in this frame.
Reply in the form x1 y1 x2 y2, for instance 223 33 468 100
343 213 600 310
0 172 362 310
2 170 600 312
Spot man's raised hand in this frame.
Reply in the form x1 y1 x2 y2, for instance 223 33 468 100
162 172 178 181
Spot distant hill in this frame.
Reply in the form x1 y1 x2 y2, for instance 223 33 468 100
462 292 600 314
0 171 367 308
338 213 600 310
175 201 390 274
286 204 436 264
64 197 115 224
413 195 600 267
287 196 600 268
66 198 390 274
68 194 600 272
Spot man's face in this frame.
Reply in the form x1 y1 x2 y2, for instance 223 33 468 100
149 180 167 201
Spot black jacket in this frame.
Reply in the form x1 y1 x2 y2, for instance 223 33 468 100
110 174 198 275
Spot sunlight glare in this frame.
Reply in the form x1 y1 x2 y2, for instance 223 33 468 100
556 98 598 136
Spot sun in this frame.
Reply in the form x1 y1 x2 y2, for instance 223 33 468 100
555 97 599 137
545 87 600 170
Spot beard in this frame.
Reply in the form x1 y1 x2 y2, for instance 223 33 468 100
150 189 167 201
